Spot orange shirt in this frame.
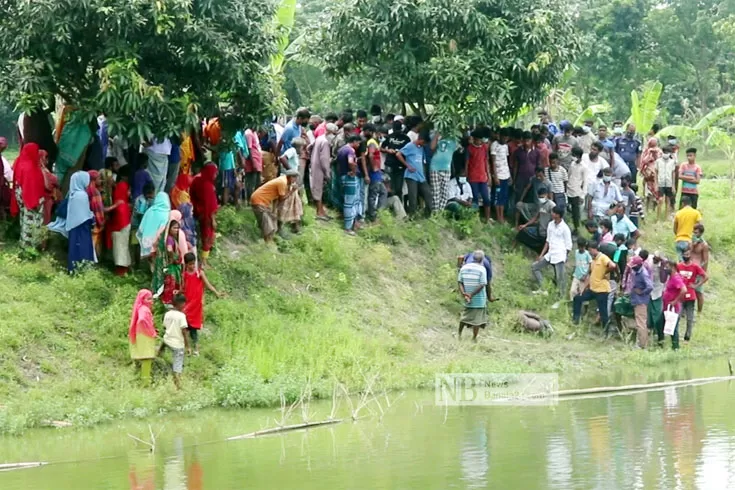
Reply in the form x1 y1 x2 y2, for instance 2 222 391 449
203 118 221 146
250 175 288 207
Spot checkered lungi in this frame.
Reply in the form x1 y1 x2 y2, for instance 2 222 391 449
430 171 451 212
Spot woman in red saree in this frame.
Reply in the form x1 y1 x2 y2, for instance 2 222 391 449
190 163 219 267
108 178 132 275
11 143 46 248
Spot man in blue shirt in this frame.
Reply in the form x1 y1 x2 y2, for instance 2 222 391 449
396 132 433 218
458 250 490 341
615 123 642 184
276 107 311 156
539 110 559 136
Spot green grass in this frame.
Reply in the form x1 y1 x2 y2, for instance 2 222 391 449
1 180 734 435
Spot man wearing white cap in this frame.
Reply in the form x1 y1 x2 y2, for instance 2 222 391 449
311 123 338 220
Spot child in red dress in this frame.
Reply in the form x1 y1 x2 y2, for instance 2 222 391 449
181 252 223 355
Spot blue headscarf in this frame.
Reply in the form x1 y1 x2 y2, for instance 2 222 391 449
136 192 171 258
48 171 94 238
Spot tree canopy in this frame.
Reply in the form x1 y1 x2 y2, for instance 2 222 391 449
321 0 579 132
0 0 279 142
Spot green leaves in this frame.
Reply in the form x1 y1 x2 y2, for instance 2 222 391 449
0 0 280 143
321 0 579 130
629 81 663 134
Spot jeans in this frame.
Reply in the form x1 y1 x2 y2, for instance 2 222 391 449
569 196 583 231
531 259 567 298
682 300 696 340
367 181 388 221
406 179 432 217
573 289 610 331
470 182 491 208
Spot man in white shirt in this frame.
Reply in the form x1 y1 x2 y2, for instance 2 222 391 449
490 129 511 224
531 205 572 308
566 147 588 233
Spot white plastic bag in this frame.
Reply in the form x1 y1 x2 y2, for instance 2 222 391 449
663 305 679 336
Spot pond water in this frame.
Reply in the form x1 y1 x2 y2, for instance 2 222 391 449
2 360 735 489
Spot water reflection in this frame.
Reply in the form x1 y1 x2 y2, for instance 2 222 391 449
3 374 735 490
459 420 488 489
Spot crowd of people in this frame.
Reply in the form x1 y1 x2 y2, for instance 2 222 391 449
0 107 711 385
453 115 708 348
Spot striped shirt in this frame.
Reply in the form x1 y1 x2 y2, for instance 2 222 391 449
458 263 488 308
545 166 568 194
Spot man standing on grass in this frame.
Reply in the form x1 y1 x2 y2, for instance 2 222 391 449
531 205 572 309
552 121 578 171
678 148 702 209
676 247 708 344
673 195 702 258
615 123 642 184
572 241 617 333
458 250 490 342
397 132 433 218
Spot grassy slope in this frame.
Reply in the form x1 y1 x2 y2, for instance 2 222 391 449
1 177 734 435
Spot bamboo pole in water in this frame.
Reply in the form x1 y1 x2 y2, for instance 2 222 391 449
0 462 48 472
555 375 735 399
226 419 344 441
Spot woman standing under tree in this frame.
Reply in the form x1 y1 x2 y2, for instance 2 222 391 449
190 163 219 267
48 171 96 272
11 143 46 249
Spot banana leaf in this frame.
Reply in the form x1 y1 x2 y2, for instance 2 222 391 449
573 104 609 127
270 0 298 74
629 81 662 134
692 105 735 131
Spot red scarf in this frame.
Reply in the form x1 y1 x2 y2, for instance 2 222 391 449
10 142 45 214
190 163 219 218
129 290 156 343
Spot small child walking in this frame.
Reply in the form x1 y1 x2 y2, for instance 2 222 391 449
570 236 592 301
182 252 224 355
160 294 189 389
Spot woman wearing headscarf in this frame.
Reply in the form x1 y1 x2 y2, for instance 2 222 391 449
152 210 188 304
175 184 197 251
128 289 157 385
87 170 106 258
190 163 219 267
170 173 193 209
136 192 171 258
108 174 132 276
48 171 96 272
640 137 662 204
11 143 46 248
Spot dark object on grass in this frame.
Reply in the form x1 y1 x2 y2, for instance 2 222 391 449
517 310 553 336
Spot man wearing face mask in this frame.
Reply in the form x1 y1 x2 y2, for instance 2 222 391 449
610 201 641 240
676 247 708 343
577 120 597 154
311 123 338 220
655 145 677 220
588 167 622 219
614 123 642 184
276 107 311 157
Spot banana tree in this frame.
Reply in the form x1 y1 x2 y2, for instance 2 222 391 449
627 81 663 134
270 0 298 75
706 128 735 198
658 105 735 149
574 103 610 128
